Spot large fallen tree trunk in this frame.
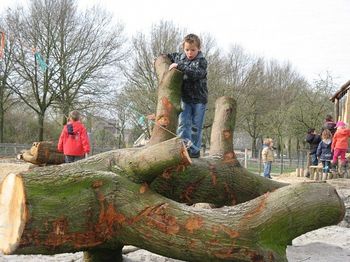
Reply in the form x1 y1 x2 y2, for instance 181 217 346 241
0 169 345 261
0 55 345 262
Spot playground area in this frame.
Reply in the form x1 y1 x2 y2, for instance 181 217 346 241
1 157 349 262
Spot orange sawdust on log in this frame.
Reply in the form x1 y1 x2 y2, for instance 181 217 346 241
180 176 206 203
223 183 237 206
214 247 235 259
185 216 203 233
139 183 149 193
92 180 103 188
141 203 180 235
223 152 237 163
220 225 240 238
222 130 232 139
243 193 269 220
209 163 218 185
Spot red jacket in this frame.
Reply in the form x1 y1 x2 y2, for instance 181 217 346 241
331 128 350 151
57 121 90 156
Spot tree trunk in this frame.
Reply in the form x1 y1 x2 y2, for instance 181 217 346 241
209 96 237 158
19 141 65 165
148 55 183 145
0 170 344 262
38 113 45 141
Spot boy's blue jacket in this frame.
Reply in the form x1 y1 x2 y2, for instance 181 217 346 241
167 51 208 104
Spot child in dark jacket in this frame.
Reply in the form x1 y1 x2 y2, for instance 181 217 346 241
316 129 333 178
305 128 321 165
167 33 208 158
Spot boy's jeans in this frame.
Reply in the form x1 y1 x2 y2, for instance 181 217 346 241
177 101 206 154
263 161 272 178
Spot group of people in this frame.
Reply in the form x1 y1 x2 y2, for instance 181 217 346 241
261 114 350 179
58 33 208 162
306 114 350 177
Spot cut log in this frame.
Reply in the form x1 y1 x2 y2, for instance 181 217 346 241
148 55 183 145
0 173 27 254
150 158 287 206
0 169 344 262
151 96 287 206
209 96 237 158
66 137 191 184
20 141 64 165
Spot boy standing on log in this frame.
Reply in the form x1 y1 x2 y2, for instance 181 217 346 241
167 33 208 158
57 110 90 163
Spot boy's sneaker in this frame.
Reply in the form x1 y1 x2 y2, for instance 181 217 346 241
189 151 200 158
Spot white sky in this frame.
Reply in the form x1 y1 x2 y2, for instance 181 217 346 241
2 0 350 86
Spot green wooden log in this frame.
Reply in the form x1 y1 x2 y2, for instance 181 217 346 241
0 169 344 262
150 97 287 206
151 158 287 206
55 137 191 184
209 96 237 158
148 55 183 145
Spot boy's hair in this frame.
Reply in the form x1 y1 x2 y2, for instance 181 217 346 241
69 110 80 121
263 138 273 145
321 129 332 140
182 33 201 49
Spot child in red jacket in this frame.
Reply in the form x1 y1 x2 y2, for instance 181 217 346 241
331 121 350 171
58 110 90 163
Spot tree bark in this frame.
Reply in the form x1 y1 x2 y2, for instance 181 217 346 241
0 169 344 262
20 141 64 165
209 96 237 158
148 55 183 145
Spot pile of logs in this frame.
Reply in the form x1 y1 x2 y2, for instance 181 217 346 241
0 55 345 262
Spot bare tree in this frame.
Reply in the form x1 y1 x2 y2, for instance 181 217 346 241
0 18 19 142
5 0 126 141
51 0 126 123
5 3 59 141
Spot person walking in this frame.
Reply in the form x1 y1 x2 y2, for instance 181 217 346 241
58 110 90 163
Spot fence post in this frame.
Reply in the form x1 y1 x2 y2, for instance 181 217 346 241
244 148 248 169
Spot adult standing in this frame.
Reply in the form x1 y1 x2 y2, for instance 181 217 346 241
323 114 336 136
305 128 321 166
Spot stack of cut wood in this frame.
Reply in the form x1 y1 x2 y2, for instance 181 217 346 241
18 141 64 165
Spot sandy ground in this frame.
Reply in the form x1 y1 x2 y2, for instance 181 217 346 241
0 158 350 261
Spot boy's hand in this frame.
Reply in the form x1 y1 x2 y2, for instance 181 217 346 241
169 63 178 70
